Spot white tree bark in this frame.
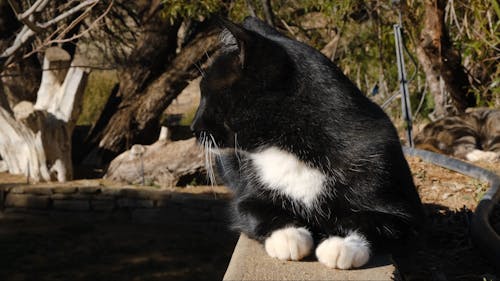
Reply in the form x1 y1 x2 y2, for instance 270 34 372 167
0 47 89 182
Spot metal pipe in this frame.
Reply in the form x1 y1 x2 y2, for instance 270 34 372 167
394 24 414 147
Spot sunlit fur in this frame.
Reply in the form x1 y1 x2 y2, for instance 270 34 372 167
191 17 424 268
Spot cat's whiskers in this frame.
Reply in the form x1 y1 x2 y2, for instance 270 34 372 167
198 132 216 198
208 133 220 151
204 50 214 66
202 132 211 182
194 62 206 77
201 132 218 188
234 133 242 164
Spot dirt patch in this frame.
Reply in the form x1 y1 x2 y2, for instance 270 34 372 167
407 156 494 210
396 156 499 281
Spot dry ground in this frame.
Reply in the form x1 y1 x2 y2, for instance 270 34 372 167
396 156 499 281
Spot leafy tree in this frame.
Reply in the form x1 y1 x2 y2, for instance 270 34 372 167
1 0 498 178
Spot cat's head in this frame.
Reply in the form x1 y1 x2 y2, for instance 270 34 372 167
191 17 295 151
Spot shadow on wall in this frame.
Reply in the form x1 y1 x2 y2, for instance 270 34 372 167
0 188 238 281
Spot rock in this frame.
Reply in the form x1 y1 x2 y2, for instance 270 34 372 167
51 186 78 194
90 199 115 211
116 198 154 208
0 189 4 209
9 186 26 194
5 193 51 209
11 185 53 195
105 137 205 187
223 235 398 281
77 186 101 194
100 186 122 196
53 199 89 211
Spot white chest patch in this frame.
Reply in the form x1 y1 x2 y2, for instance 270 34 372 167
250 147 326 207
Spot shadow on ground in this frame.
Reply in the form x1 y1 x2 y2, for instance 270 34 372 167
0 206 237 281
395 203 498 281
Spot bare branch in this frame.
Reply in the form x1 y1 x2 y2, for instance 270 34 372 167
19 0 50 17
1 0 102 70
245 0 256 17
280 19 296 37
6 0 44 33
32 0 114 50
38 0 98 29
261 0 275 27
1 25 35 60
23 1 114 58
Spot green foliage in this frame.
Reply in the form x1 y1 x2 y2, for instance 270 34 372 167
161 0 224 22
446 0 500 107
300 0 353 22
161 0 250 22
161 0 499 123
404 0 500 109
470 178 489 201
77 70 118 126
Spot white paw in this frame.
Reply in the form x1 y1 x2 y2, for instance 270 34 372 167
264 227 313 261
315 232 371 269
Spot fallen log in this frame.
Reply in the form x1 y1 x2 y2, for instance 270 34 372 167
105 128 205 187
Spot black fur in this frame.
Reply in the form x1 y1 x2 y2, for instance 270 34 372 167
191 17 424 255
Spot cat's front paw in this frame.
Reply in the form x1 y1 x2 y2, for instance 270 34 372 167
264 226 313 261
315 232 371 269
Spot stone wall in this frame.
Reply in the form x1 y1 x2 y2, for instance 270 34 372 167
0 182 230 223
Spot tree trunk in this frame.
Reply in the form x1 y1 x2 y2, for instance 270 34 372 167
0 47 89 182
85 23 219 165
80 6 180 165
416 0 475 119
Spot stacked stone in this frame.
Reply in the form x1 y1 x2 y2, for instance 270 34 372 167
0 182 229 223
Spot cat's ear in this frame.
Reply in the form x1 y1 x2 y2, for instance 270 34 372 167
217 17 252 68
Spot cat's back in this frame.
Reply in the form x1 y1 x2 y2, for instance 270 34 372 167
242 17 389 123
242 17 341 75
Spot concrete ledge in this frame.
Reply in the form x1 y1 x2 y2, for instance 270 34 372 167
223 234 399 281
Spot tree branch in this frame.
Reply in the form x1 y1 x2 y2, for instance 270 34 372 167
6 0 44 33
38 0 98 29
245 0 256 17
0 25 35 62
261 0 275 27
22 0 112 59
1 0 102 70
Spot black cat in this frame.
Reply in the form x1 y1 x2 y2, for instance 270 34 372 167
191 17 424 269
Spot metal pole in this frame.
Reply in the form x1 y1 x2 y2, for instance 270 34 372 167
394 22 414 147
